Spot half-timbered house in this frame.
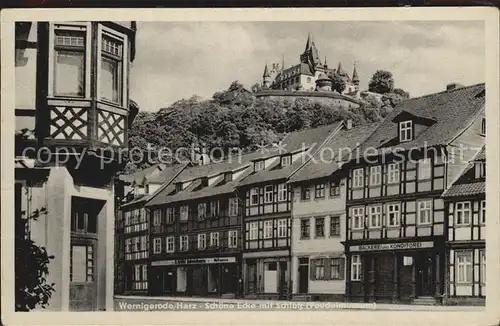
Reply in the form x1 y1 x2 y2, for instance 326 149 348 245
145 152 263 298
287 122 377 301
442 145 486 305
237 123 343 299
14 21 138 311
341 83 485 304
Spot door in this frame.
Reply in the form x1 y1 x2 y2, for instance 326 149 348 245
69 242 97 311
221 264 237 294
278 261 288 296
416 252 434 297
298 258 309 293
162 268 176 293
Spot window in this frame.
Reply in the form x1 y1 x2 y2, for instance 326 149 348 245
475 162 486 179
100 34 123 104
480 200 486 224
209 200 219 218
254 160 264 172
228 230 238 248
198 203 207 220
228 198 239 217
153 238 162 254
329 180 340 197
314 259 325 279
142 265 148 283
351 207 365 230
456 251 473 283
224 172 232 183
250 188 259 205
370 166 381 186
165 207 174 224
386 203 400 227
330 216 340 236
329 258 344 280
277 219 287 238
278 183 287 202
368 205 382 228
281 155 291 167
70 244 94 282
352 168 364 188
180 235 189 251
315 217 325 238
399 120 413 142
455 201 471 226
300 219 310 239
418 158 432 180
71 200 97 234
264 185 274 203
166 236 175 253
387 163 400 184
417 200 433 225
125 238 132 253
480 250 486 284
210 232 219 247
54 28 86 97
180 205 189 221
197 234 206 250
248 222 258 240
351 255 362 281
481 117 486 135
315 183 325 199
301 186 311 200
263 220 273 239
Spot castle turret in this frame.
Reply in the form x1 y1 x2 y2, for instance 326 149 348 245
262 64 271 88
315 72 332 92
352 62 360 86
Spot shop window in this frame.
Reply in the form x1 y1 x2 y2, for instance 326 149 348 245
351 255 362 281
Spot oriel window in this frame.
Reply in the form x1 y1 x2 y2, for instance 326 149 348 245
54 29 86 97
100 34 123 104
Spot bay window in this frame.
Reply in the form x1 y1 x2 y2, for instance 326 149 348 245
53 28 86 97
100 34 123 104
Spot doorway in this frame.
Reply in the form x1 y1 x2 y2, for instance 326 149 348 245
298 258 309 294
162 268 176 293
416 252 434 297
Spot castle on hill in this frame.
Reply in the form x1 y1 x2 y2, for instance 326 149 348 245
261 33 361 97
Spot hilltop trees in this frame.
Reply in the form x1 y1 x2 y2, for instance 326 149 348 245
368 70 395 94
330 72 347 94
125 79 406 173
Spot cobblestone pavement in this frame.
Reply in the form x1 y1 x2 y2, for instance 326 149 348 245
114 295 485 312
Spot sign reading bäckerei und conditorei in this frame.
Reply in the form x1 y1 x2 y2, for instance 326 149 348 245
151 256 237 266
349 241 434 252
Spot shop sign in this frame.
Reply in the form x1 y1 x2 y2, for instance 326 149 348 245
152 256 236 266
349 241 433 252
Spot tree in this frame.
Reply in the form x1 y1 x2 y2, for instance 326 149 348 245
251 83 262 93
393 88 410 100
16 207 55 311
330 72 346 94
368 70 395 94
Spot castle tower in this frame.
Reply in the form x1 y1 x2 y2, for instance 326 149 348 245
352 61 360 90
300 33 312 64
315 72 332 92
262 64 271 88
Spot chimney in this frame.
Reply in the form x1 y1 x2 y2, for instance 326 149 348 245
345 119 353 130
446 83 464 92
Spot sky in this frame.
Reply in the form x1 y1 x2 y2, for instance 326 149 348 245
130 21 485 112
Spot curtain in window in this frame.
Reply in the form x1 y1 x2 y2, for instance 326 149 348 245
55 50 84 97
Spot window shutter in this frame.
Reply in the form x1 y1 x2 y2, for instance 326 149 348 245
339 258 345 280
324 258 331 280
310 259 316 280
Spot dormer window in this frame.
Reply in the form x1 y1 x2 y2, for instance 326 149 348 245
481 118 486 136
399 121 413 142
281 155 291 167
200 177 209 187
224 172 233 183
475 162 486 179
175 182 183 192
254 160 264 172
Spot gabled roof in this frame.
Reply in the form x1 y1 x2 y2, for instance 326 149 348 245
119 163 165 186
289 124 379 183
442 145 485 198
237 122 343 187
145 150 268 207
346 83 485 161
